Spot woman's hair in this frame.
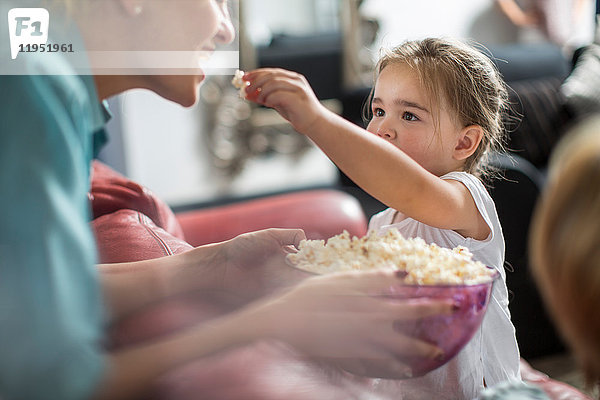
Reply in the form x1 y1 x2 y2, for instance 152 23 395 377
530 117 600 388
364 38 509 178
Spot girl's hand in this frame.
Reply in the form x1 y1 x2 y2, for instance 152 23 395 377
245 269 455 379
243 68 330 134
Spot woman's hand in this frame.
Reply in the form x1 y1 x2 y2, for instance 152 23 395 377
244 269 455 379
158 229 310 310
243 68 331 134
218 228 313 302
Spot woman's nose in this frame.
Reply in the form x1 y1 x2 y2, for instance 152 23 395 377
215 10 236 45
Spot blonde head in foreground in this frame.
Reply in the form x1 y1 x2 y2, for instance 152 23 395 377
530 117 600 387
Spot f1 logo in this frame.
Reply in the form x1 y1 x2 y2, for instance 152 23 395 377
7 8 49 60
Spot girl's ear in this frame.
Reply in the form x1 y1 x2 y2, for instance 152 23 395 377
453 125 484 161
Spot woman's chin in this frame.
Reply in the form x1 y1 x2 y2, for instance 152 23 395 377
177 90 200 108
172 75 205 107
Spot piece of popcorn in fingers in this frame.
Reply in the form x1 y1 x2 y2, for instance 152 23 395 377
231 69 248 98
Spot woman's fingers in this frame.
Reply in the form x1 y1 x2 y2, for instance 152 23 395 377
384 331 444 361
316 270 456 316
258 268 455 364
317 269 407 297
318 269 401 292
353 304 445 360
390 298 457 320
298 271 457 321
331 357 413 379
259 228 307 249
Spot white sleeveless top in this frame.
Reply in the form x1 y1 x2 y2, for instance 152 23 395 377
368 172 520 400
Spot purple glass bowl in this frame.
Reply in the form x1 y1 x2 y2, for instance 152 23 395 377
385 272 498 377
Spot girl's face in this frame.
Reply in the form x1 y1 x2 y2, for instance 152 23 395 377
138 0 235 106
366 63 463 176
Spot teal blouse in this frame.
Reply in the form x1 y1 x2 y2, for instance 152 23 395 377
0 8 107 399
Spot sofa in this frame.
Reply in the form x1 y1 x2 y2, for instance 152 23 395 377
90 160 592 400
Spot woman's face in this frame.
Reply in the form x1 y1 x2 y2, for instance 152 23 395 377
137 0 235 106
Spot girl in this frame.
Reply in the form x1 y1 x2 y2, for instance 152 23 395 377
244 37 521 399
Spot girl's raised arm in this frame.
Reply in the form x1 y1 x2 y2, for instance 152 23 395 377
244 69 490 240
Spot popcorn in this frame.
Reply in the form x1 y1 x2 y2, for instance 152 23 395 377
287 229 495 285
231 69 248 98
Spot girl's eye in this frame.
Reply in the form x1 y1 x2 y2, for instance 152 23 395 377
402 112 419 122
373 108 385 117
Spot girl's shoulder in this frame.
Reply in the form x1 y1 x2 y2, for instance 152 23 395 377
440 171 485 188
441 171 494 205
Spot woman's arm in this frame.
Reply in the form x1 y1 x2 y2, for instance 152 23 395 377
99 229 310 322
98 244 222 322
244 69 489 239
94 269 455 400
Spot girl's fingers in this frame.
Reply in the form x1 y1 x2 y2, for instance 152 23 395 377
244 69 304 100
244 68 301 87
255 79 301 104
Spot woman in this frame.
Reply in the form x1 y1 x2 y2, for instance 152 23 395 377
0 1 453 399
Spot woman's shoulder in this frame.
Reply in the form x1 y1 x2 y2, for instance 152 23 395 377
0 52 93 120
0 73 101 148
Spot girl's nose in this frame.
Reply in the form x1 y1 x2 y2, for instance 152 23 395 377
377 128 396 141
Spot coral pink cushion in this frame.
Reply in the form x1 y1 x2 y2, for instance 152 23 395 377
92 209 193 264
176 189 368 247
90 161 185 240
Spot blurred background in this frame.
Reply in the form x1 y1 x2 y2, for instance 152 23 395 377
99 0 595 207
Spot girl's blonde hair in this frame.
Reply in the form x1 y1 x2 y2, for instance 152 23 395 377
530 117 600 388
365 38 509 178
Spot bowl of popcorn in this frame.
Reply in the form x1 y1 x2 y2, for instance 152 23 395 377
286 229 498 377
